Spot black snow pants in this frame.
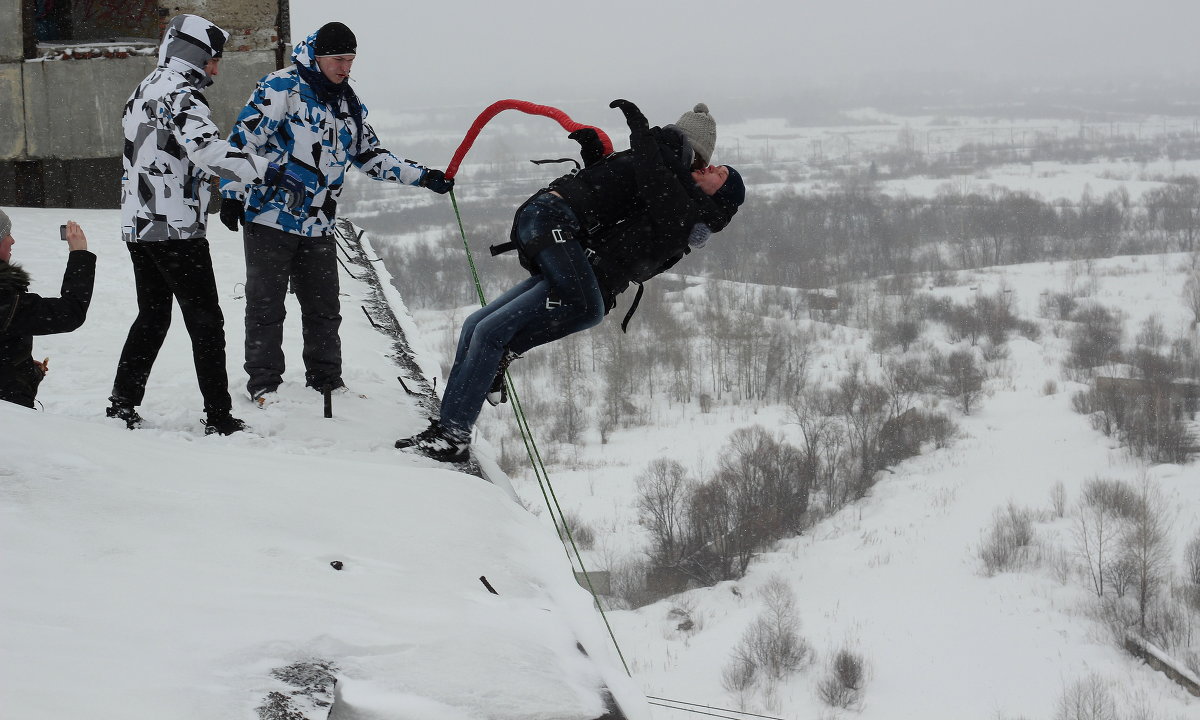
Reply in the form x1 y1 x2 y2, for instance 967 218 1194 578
242 222 342 397
111 238 233 414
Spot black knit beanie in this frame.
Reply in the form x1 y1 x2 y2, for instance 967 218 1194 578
314 22 357 56
714 166 746 208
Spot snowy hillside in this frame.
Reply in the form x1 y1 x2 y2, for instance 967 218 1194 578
484 253 1200 719
0 207 643 720
4 197 1200 719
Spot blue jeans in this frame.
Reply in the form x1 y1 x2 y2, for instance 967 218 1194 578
438 194 604 435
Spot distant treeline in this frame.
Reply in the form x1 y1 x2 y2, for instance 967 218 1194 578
694 176 1200 290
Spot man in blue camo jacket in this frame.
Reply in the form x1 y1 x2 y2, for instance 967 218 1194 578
220 22 453 406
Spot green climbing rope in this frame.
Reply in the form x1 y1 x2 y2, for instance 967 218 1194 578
446 189 631 676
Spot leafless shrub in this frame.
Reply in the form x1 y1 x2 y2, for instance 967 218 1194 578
1050 481 1067 518
605 557 651 609
1054 674 1117 720
720 654 756 694
816 646 867 710
1067 303 1123 370
979 503 1037 576
1043 378 1059 396
1142 594 1194 652
1040 291 1078 321
557 509 596 550
1082 477 1140 520
723 577 811 691
1047 545 1074 585
1184 649 1200 680
1104 554 1139 599
1183 273 1200 327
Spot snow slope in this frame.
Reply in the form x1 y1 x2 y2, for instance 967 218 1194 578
0 207 643 720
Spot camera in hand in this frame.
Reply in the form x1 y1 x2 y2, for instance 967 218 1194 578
59 224 67 241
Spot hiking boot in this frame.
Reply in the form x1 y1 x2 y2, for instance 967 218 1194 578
486 350 521 407
105 402 143 430
250 388 279 409
395 420 470 463
203 411 247 436
308 380 346 395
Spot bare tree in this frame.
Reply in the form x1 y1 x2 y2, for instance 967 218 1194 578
943 348 984 415
1075 488 1120 598
1121 475 1174 630
1185 529 1200 587
1185 273 1200 327
636 459 692 566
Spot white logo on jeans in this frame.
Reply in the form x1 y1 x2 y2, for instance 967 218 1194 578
551 228 566 244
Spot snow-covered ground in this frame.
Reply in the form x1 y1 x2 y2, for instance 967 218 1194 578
0 208 642 720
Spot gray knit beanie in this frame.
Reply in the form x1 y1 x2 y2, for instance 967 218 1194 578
675 103 716 166
0 208 11 239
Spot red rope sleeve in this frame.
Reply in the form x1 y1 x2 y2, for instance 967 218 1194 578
444 99 614 179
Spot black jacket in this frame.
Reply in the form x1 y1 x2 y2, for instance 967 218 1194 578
519 106 727 313
0 252 97 408
574 123 728 315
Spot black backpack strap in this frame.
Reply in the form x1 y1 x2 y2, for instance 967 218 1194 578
489 241 518 256
620 283 644 333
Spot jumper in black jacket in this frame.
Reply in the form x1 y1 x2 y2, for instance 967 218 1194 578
0 251 97 408
510 104 732 314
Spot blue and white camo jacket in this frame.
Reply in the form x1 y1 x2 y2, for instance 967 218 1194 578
220 32 427 237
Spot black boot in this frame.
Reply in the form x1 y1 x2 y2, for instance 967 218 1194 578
105 399 143 429
395 420 470 462
486 350 521 407
203 411 247 436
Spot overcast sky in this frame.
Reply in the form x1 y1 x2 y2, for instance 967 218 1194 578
290 0 1200 117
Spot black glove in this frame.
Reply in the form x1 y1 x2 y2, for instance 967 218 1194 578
568 128 605 166
219 198 244 232
609 98 648 132
264 162 307 213
419 168 454 194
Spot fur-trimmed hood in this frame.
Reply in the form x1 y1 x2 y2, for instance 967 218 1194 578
0 261 31 293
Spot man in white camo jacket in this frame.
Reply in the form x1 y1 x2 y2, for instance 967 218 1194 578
107 14 304 436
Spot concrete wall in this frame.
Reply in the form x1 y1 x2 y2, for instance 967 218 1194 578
21 50 277 160
2 0 285 208
22 57 153 159
0 0 20 61
0 64 23 158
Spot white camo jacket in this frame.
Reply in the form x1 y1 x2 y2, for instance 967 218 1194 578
119 15 273 243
